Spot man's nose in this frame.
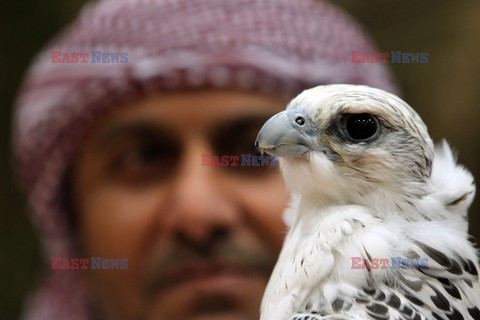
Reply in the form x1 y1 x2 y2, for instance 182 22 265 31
166 139 240 246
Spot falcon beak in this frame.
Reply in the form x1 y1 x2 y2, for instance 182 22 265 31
255 110 315 158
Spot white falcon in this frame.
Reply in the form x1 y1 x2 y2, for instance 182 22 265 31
256 84 479 320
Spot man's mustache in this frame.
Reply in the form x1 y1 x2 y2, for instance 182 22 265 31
141 237 276 298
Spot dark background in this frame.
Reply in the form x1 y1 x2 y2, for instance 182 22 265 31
1 0 479 318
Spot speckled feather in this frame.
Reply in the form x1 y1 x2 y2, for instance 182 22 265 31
259 85 479 320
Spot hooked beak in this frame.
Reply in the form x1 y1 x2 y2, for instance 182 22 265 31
255 111 315 158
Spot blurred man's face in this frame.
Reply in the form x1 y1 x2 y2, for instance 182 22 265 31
72 89 289 320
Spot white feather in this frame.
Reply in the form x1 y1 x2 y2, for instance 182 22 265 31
260 85 479 320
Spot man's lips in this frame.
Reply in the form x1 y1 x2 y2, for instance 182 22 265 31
146 261 266 295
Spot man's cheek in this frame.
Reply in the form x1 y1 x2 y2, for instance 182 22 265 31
79 188 157 251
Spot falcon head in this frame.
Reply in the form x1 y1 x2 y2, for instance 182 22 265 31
256 84 434 204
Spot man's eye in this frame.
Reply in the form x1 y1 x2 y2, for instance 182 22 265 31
109 141 180 184
224 137 258 156
123 144 163 165
213 123 279 177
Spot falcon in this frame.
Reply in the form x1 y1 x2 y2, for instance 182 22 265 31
255 84 479 320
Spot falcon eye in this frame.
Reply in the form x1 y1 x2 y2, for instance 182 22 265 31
295 116 305 126
343 113 379 141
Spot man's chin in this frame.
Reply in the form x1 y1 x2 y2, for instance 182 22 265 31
146 274 267 320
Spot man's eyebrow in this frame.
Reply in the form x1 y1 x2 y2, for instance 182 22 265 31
94 121 172 151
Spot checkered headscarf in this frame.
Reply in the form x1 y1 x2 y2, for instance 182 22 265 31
13 0 398 319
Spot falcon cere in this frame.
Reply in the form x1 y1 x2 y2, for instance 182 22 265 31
351 50 428 63
201 154 279 167
351 257 428 270
51 257 128 270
